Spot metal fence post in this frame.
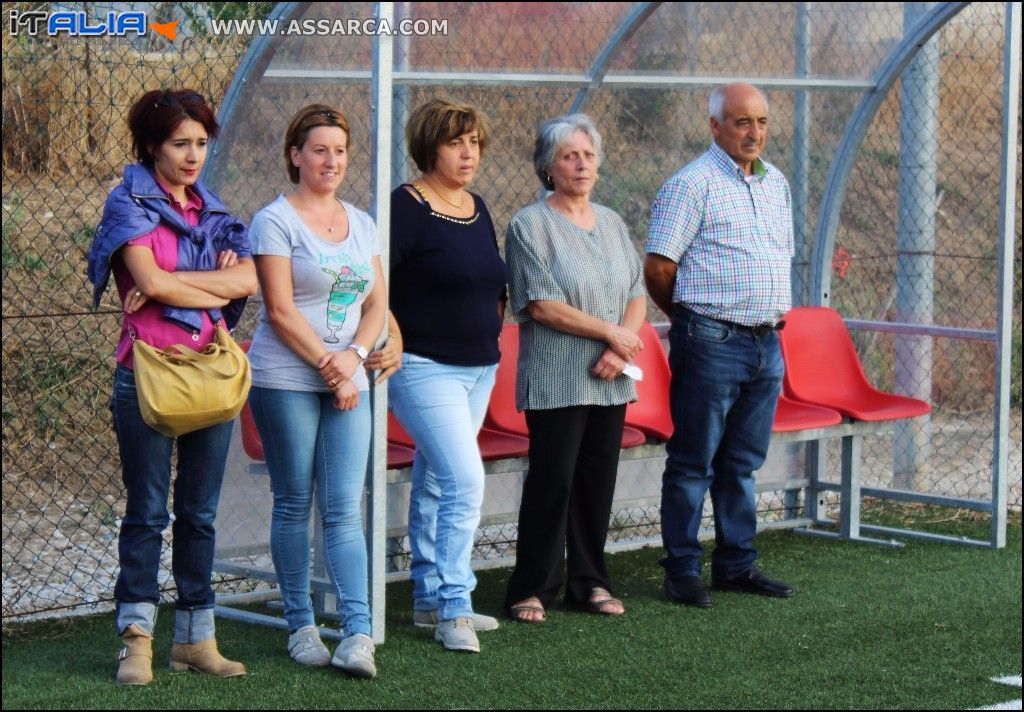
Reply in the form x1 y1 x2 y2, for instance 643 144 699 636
991 0 1021 548
391 1 412 190
368 1 395 645
787 1 813 522
792 1 811 307
893 2 939 490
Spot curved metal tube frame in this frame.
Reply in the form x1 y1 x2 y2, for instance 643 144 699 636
568 2 661 115
203 2 310 190
809 1 971 305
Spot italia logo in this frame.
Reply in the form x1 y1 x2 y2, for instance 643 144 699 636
8 9 177 40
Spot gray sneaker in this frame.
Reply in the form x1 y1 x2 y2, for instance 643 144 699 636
434 616 480 653
287 625 331 667
331 633 377 678
413 609 500 632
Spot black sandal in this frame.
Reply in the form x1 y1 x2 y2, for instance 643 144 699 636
508 598 546 623
584 587 625 616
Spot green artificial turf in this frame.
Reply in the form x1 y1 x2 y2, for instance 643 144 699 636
3 509 1021 710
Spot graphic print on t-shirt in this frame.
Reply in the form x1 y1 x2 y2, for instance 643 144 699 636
321 263 370 343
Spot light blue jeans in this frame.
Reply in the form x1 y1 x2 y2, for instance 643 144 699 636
388 352 497 621
249 386 371 637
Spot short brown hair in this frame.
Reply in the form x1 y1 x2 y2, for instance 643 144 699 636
128 89 219 167
405 99 489 173
283 104 351 184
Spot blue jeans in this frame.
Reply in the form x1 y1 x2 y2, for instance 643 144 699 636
388 353 497 620
249 387 371 636
110 365 233 618
660 308 784 580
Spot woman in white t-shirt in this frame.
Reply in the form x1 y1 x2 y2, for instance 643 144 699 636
247 104 386 678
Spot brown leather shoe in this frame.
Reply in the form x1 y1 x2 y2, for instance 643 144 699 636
116 624 153 686
169 639 246 677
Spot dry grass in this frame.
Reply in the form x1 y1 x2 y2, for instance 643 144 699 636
2 41 243 179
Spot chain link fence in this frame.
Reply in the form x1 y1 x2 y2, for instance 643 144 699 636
3 1 1020 623
2 0 275 621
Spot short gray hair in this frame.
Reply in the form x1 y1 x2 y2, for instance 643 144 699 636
533 113 604 190
709 84 768 121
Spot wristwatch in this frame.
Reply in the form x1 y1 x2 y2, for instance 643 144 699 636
348 343 369 361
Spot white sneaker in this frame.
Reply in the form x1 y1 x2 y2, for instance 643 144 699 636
434 616 480 653
413 609 500 632
287 625 331 667
332 633 377 678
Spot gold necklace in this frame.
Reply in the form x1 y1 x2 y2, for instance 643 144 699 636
421 178 465 209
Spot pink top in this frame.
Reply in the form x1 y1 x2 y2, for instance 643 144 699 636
112 183 219 369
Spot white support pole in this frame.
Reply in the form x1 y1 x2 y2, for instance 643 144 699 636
991 1 1021 549
789 1 812 522
369 1 395 643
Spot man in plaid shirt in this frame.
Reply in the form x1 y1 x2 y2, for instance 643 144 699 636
644 83 795 608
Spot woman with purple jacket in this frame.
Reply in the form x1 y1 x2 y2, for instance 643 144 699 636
88 88 257 686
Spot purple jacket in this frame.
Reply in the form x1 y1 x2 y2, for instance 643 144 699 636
87 163 251 331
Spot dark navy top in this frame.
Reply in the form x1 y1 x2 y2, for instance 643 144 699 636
390 185 508 366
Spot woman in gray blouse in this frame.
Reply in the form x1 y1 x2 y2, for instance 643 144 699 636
503 114 646 623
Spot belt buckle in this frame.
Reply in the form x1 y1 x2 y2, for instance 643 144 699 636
752 319 785 337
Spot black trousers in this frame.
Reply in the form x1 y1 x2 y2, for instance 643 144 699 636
504 404 627 609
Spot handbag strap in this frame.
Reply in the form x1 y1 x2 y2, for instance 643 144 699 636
129 317 228 347
129 328 200 343
159 342 244 379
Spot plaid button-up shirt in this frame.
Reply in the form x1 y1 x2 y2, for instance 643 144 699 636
646 142 794 326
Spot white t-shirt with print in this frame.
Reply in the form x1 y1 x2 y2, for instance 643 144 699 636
248 195 380 392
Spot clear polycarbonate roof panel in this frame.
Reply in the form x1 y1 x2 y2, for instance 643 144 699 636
263 2 636 75
606 2 900 80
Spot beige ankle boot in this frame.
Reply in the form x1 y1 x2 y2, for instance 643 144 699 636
169 638 246 677
116 624 153 686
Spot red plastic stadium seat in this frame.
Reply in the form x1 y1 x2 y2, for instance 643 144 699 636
387 443 415 470
619 426 647 448
391 406 529 461
240 340 410 470
623 322 675 441
618 425 647 448
388 411 416 448
772 395 843 433
484 324 528 435
239 402 265 461
486 323 646 449
778 307 931 421
236 340 265 461
477 428 530 461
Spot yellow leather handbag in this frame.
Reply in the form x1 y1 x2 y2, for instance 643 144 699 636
132 326 251 437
